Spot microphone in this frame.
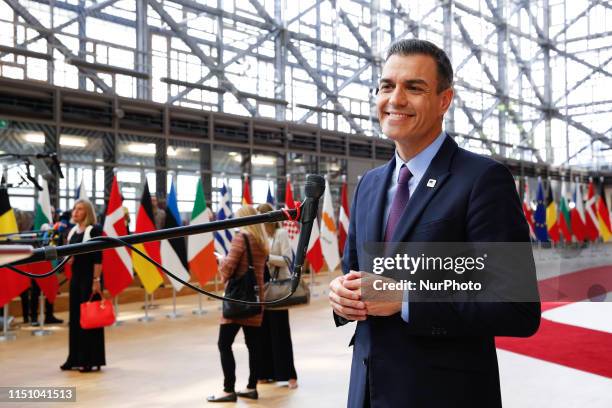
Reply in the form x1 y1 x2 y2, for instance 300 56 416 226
0 245 34 265
291 174 325 291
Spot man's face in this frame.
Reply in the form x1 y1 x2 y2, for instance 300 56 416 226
376 53 453 145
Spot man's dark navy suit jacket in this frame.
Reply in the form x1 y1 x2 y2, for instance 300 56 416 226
337 134 541 408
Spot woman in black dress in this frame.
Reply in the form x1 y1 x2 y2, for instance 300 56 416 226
60 198 106 373
256 203 298 389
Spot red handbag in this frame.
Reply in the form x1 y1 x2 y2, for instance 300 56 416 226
80 293 115 329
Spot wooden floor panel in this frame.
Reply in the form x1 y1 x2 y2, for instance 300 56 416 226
0 276 355 408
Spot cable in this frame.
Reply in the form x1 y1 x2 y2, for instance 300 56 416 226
6 255 71 279
88 236 295 306
7 235 296 306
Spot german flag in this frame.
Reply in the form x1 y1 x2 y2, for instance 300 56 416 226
597 178 611 242
0 186 30 307
132 182 164 293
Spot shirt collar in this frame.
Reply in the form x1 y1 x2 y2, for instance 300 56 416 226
394 131 446 183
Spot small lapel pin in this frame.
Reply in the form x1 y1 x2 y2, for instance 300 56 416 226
426 179 437 188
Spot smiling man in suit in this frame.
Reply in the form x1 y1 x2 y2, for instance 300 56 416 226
328 39 541 408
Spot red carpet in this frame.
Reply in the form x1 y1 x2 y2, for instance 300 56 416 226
496 266 612 379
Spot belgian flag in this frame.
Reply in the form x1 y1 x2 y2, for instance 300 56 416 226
546 180 560 243
0 186 30 307
132 182 164 293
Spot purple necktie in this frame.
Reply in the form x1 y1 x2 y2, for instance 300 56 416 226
384 165 412 242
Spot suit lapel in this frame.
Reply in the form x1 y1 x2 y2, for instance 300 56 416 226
366 157 396 244
390 135 458 242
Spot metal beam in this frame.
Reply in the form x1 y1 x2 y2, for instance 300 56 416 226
454 15 541 161
1 0 120 59
147 0 257 116
286 41 366 135
337 8 372 54
4 0 112 94
453 94 498 155
168 29 279 104
297 63 371 124
521 4 612 80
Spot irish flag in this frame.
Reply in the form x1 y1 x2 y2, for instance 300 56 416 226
188 179 217 287
102 177 133 296
23 179 59 303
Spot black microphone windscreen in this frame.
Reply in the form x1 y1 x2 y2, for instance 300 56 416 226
305 174 325 200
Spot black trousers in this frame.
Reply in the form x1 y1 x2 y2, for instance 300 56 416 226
258 309 298 381
20 281 54 322
218 323 261 393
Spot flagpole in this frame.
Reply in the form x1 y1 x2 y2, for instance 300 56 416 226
32 293 51 336
113 296 123 326
192 282 207 316
139 291 154 322
0 304 16 342
166 286 182 319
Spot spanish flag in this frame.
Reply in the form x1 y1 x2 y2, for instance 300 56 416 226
0 186 30 307
132 182 164 293
242 174 253 205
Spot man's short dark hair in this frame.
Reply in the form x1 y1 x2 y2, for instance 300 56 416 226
385 39 454 93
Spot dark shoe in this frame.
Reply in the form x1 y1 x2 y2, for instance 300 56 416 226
236 389 258 400
45 316 64 324
30 321 40 327
79 365 101 373
60 363 75 371
206 392 237 403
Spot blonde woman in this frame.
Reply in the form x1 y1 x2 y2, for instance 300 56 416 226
256 203 298 389
208 205 270 403
60 199 105 373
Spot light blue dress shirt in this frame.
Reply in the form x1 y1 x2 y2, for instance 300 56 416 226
382 131 447 323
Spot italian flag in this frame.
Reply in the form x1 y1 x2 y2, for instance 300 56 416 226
187 179 217 286
558 179 572 242
23 179 59 303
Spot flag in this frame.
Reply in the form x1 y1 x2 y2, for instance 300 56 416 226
306 217 324 273
76 178 88 200
0 187 30 307
597 178 611 242
132 182 164 294
522 179 536 240
188 179 217 287
584 178 600 241
338 176 350 256
160 181 190 291
545 179 560 243
320 178 340 272
266 183 275 205
534 177 548 242
102 177 133 296
242 175 253 205
570 179 587 242
214 183 234 255
22 179 59 303
283 176 300 252
558 179 572 242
